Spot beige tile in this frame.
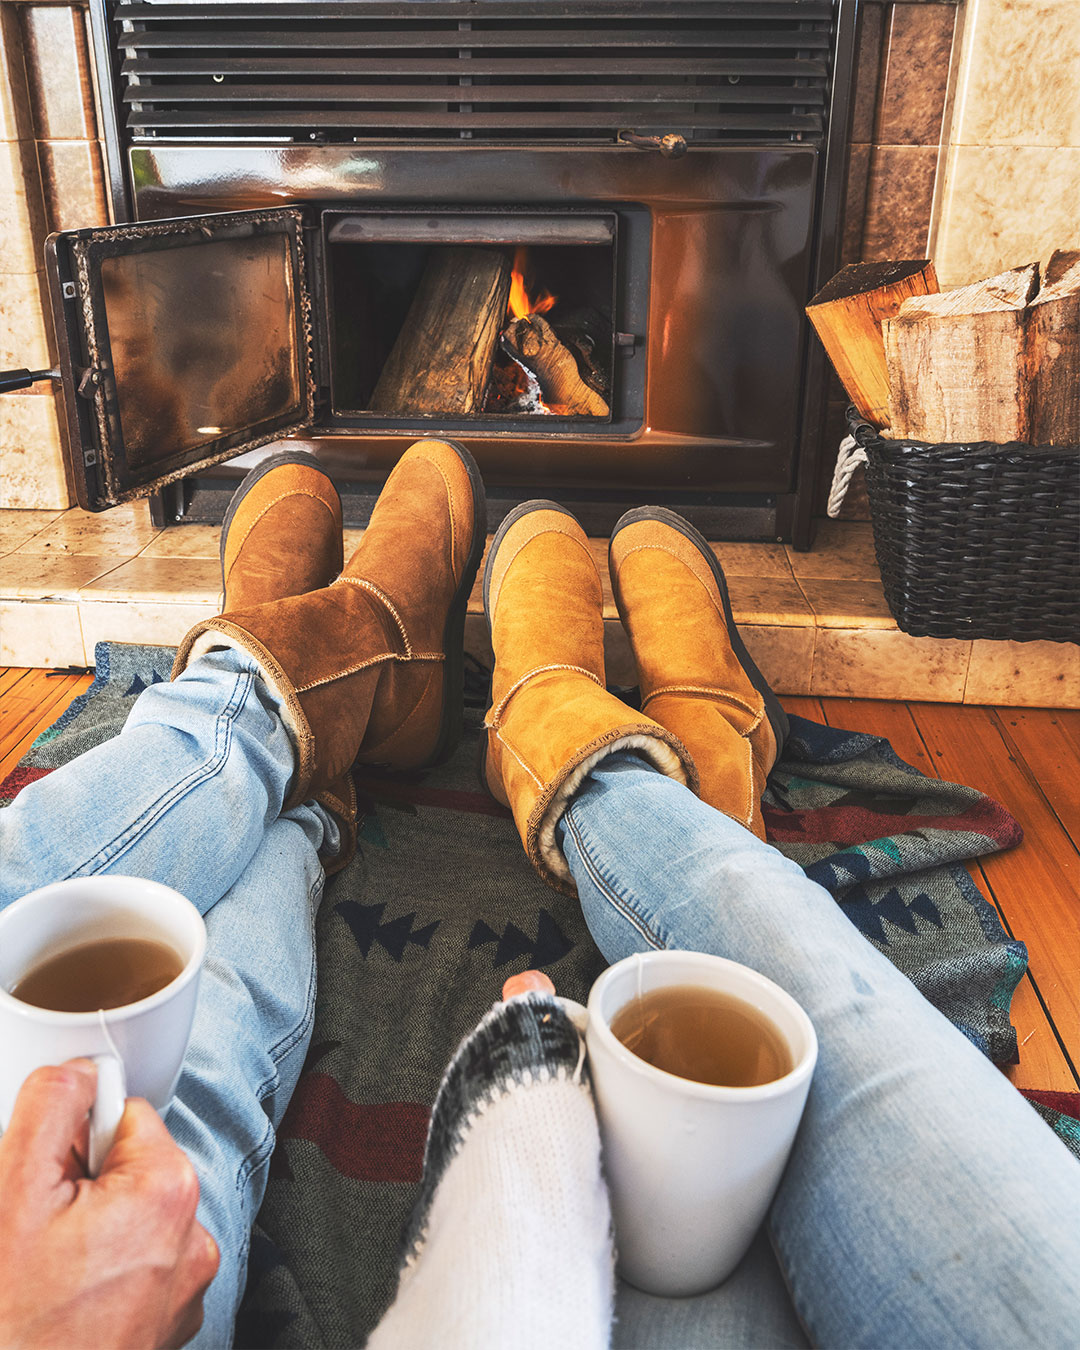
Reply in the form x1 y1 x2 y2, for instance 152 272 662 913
19 5 99 141
78 600 217 653
79 557 222 605
964 638 1080 708
0 138 48 274
741 625 815 696
934 146 1080 287
0 390 71 510
951 0 1080 149
798 578 898 630
342 527 367 559
16 500 158 557
0 267 53 369
0 552 124 599
786 521 880 581
811 629 971 701
140 524 222 560
728 575 813 627
38 139 108 233
0 8 34 143
0 506 63 553
0 598 84 666
711 541 793 579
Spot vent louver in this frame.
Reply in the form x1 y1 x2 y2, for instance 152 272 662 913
110 1 836 145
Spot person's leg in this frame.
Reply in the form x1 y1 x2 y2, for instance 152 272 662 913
560 753 1080 1349
168 805 332 1349
0 647 304 915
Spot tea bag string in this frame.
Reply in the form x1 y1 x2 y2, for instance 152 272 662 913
97 1006 122 1062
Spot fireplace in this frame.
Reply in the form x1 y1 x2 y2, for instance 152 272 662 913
37 0 857 544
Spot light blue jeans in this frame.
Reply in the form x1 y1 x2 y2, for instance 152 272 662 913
560 755 1080 1348
3 658 1078 1348
0 649 338 1348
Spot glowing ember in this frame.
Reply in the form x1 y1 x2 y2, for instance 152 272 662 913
508 247 556 321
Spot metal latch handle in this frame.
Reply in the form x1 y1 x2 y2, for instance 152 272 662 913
618 130 688 159
0 367 60 394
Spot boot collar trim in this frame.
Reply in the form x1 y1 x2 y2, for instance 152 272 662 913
485 664 603 729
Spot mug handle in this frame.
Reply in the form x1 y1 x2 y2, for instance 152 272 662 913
87 1053 127 1178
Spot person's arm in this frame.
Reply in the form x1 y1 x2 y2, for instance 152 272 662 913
0 1059 219 1350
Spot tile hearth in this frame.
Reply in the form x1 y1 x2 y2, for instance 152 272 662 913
1 504 1076 709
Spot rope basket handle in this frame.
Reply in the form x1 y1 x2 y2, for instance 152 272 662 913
827 435 867 517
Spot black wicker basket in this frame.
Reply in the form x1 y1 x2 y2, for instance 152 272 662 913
848 413 1080 643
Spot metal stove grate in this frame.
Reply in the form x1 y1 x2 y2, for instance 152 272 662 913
109 0 836 144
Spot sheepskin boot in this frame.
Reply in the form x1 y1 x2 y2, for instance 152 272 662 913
608 507 788 839
218 449 343 611
173 439 485 820
481 501 695 894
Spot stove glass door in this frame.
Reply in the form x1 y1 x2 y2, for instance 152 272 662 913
46 206 315 510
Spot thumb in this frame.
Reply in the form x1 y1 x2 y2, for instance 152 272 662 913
0 1059 98 1196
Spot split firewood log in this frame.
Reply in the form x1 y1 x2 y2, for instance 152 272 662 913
368 246 512 415
884 262 1040 442
1029 248 1080 444
806 260 938 427
501 314 610 416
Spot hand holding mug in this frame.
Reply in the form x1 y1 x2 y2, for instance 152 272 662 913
0 1059 219 1350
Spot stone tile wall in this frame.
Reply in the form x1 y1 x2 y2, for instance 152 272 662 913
932 0 1080 285
0 1 107 509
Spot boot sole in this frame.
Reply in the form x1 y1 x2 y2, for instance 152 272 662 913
609 506 790 754
219 449 341 597
424 439 488 768
479 499 582 799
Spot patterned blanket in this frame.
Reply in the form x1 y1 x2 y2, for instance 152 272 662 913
3 642 1077 1348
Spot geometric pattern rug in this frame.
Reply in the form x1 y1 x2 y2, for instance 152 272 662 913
3 641 1077 1349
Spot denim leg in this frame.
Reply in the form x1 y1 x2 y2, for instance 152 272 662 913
560 754 1080 1349
0 648 300 914
170 807 329 1350
0 648 338 1347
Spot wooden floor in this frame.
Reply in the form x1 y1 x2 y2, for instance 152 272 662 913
2 668 1077 1094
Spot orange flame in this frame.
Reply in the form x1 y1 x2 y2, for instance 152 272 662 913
508 246 556 320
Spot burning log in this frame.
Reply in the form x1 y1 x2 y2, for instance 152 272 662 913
368 246 512 415
501 313 610 417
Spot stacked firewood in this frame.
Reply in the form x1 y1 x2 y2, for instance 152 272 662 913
807 250 1080 444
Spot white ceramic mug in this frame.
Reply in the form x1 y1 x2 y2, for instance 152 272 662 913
583 950 817 1297
0 876 205 1176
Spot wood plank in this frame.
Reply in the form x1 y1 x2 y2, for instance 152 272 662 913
995 708 1080 848
0 672 89 781
0 667 33 701
821 699 1077 1092
909 702 1080 1085
780 695 823 722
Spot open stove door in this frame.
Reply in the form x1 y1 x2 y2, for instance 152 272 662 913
45 207 317 511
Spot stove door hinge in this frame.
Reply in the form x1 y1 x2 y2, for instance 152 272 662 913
614 332 639 356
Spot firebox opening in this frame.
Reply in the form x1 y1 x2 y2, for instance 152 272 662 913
325 215 617 423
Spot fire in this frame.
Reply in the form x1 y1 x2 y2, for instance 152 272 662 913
508 246 556 321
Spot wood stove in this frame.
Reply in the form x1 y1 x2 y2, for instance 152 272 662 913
31 0 858 544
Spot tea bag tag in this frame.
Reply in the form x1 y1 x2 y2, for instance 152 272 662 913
87 1015 127 1178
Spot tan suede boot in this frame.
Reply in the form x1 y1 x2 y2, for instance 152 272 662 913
173 439 485 818
193 450 357 871
608 507 789 839
481 501 696 894
219 450 343 610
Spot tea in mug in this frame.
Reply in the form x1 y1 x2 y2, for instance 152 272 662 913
10 936 184 1013
610 983 793 1088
